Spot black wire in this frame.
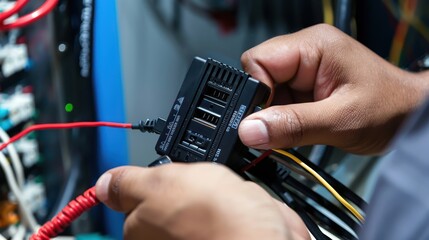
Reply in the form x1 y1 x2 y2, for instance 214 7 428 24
334 0 353 34
276 161 359 239
284 177 361 232
246 158 331 240
242 150 362 238
286 188 358 240
270 182 331 240
287 149 368 209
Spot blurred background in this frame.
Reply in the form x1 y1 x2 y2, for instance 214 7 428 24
0 0 428 239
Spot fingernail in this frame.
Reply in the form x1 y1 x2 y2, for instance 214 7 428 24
96 173 112 202
239 119 269 146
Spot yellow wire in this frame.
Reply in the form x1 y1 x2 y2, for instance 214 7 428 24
383 0 429 64
322 0 334 25
273 149 365 223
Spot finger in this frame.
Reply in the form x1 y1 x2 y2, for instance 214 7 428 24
238 97 353 149
241 24 345 95
274 200 310 240
95 165 180 213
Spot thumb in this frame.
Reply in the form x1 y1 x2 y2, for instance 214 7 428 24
95 166 156 213
238 99 343 149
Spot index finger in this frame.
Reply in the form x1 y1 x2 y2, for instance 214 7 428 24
241 24 345 93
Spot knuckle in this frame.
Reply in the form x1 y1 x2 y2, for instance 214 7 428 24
299 39 322 68
267 107 304 147
146 164 178 189
109 168 127 210
240 49 254 71
313 23 337 33
309 23 343 40
308 23 349 49
332 101 368 149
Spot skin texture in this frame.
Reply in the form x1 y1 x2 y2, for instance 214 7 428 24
95 24 429 239
96 164 310 240
239 24 429 154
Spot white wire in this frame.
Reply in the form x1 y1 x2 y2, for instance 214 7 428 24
0 127 25 188
0 234 6 240
0 152 39 232
11 224 25 240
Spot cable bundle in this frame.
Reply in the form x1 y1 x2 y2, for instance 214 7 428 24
0 121 132 239
242 148 367 239
0 119 367 239
0 0 59 31
30 187 99 240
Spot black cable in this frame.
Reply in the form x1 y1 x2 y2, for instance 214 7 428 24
247 158 330 240
334 0 353 34
287 149 368 209
276 161 360 238
242 149 366 229
284 177 361 232
287 188 358 240
243 149 364 223
270 182 331 240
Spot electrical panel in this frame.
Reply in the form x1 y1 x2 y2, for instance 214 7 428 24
0 0 98 238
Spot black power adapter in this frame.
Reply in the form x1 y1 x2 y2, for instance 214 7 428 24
155 57 270 171
149 58 367 239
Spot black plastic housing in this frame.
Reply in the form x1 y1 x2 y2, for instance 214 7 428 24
155 57 270 170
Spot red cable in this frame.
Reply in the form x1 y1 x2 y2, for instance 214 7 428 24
0 121 132 151
0 0 59 31
0 121 132 238
30 187 99 240
241 149 273 173
0 0 29 22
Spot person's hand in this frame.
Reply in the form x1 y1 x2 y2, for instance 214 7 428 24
239 24 429 154
95 164 310 240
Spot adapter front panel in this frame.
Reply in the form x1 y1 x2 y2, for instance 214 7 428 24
156 57 270 169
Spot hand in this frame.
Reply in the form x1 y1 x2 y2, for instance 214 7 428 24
95 163 310 240
239 24 429 154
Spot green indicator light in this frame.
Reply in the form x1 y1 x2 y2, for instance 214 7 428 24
65 103 74 112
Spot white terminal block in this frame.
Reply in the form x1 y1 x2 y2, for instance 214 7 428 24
7 180 46 215
0 44 29 77
21 180 46 215
0 91 35 130
15 137 39 168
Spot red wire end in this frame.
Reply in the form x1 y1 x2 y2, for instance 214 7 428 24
30 187 99 240
241 149 273 173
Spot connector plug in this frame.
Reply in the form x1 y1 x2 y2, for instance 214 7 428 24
132 118 166 134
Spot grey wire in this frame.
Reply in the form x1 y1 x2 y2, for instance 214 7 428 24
0 152 39 232
47 153 80 220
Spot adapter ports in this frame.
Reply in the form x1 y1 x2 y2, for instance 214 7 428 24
193 107 220 129
204 85 229 105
